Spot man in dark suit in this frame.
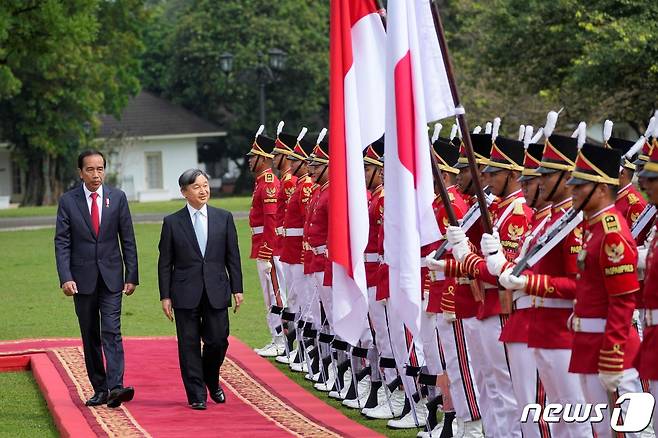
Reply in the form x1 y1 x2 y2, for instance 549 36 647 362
55 150 138 408
158 169 244 410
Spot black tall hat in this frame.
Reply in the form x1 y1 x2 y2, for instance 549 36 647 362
274 133 298 155
364 136 385 167
518 142 545 182
247 135 275 158
482 136 525 173
606 137 636 171
287 136 315 161
432 137 460 174
455 133 492 169
536 134 579 174
307 138 329 165
566 143 622 186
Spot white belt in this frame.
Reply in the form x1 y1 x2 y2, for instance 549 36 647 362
251 226 264 235
515 295 573 310
570 316 606 333
276 226 284 235
312 245 327 255
483 282 497 290
456 277 471 285
420 258 428 268
285 228 304 237
646 309 658 327
364 253 379 263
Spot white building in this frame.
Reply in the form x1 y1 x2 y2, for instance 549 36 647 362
97 91 226 202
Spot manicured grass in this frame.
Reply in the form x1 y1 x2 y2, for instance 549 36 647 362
0 220 412 437
0 372 57 437
0 196 251 218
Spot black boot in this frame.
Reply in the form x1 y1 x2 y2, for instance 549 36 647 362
363 380 382 409
440 411 456 438
425 394 443 432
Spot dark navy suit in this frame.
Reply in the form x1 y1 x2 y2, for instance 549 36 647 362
158 205 243 403
54 184 138 392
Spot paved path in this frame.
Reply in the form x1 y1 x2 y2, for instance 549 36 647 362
0 211 249 231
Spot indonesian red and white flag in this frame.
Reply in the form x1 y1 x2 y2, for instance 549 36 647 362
384 0 458 338
328 0 386 346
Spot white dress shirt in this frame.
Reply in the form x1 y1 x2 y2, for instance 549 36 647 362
187 203 208 237
83 184 103 224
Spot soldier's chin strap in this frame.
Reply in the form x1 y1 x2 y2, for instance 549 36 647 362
317 164 328 183
545 170 566 202
529 183 540 208
575 183 599 212
463 177 473 196
293 160 304 177
250 155 261 173
367 167 380 190
500 171 511 198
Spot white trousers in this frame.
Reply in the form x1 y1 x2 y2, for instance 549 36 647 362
579 369 644 438
256 259 282 338
419 307 443 375
464 316 521 438
281 262 304 315
507 342 551 438
272 256 286 304
651 380 658 434
436 315 482 422
367 288 396 384
313 272 333 331
388 302 425 393
534 348 593 437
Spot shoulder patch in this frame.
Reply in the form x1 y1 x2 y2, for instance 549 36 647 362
602 214 620 233
265 173 274 183
513 201 525 215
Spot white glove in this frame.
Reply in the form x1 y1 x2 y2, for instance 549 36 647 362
486 251 508 276
425 251 447 272
598 371 623 393
451 240 472 263
443 311 457 323
446 226 467 245
637 246 648 271
258 259 273 274
480 231 502 255
499 268 527 291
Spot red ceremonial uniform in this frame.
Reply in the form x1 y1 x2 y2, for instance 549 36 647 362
376 209 389 301
446 190 533 319
616 182 647 229
426 186 468 313
280 174 314 265
249 169 279 260
273 170 298 256
305 181 330 277
366 185 385 288
302 184 321 274
569 206 640 374
511 200 583 348
636 225 658 379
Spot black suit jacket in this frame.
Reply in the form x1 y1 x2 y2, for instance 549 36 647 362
54 184 139 293
157 205 243 310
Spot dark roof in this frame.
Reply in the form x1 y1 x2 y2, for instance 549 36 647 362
97 91 223 138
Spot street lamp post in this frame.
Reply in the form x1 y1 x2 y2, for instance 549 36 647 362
219 48 287 133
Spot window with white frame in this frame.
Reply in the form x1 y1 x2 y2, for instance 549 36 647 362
145 152 163 189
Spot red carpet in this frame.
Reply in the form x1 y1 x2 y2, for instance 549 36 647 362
0 337 384 437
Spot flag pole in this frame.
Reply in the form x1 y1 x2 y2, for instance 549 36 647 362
428 0 493 233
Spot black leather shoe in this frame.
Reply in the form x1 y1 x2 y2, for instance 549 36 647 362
190 401 207 410
107 386 135 408
209 385 226 404
85 391 108 406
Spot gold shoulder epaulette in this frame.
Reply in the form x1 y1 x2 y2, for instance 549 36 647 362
602 213 621 233
513 201 525 215
265 173 274 183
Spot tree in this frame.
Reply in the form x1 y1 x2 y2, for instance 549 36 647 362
453 0 658 133
140 0 330 165
0 0 146 205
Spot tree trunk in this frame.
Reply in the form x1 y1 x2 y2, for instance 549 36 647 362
42 154 53 205
22 155 44 206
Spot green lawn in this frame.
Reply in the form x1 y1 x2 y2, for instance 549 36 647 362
0 372 57 437
0 220 411 437
0 196 251 218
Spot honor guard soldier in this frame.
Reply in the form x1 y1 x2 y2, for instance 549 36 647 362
631 134 657 246
421 137 484 438
432 129 530 438
274 130 316 366
566 144 644 438
247 130 284 357
499 126 593 438
635 145 658 433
